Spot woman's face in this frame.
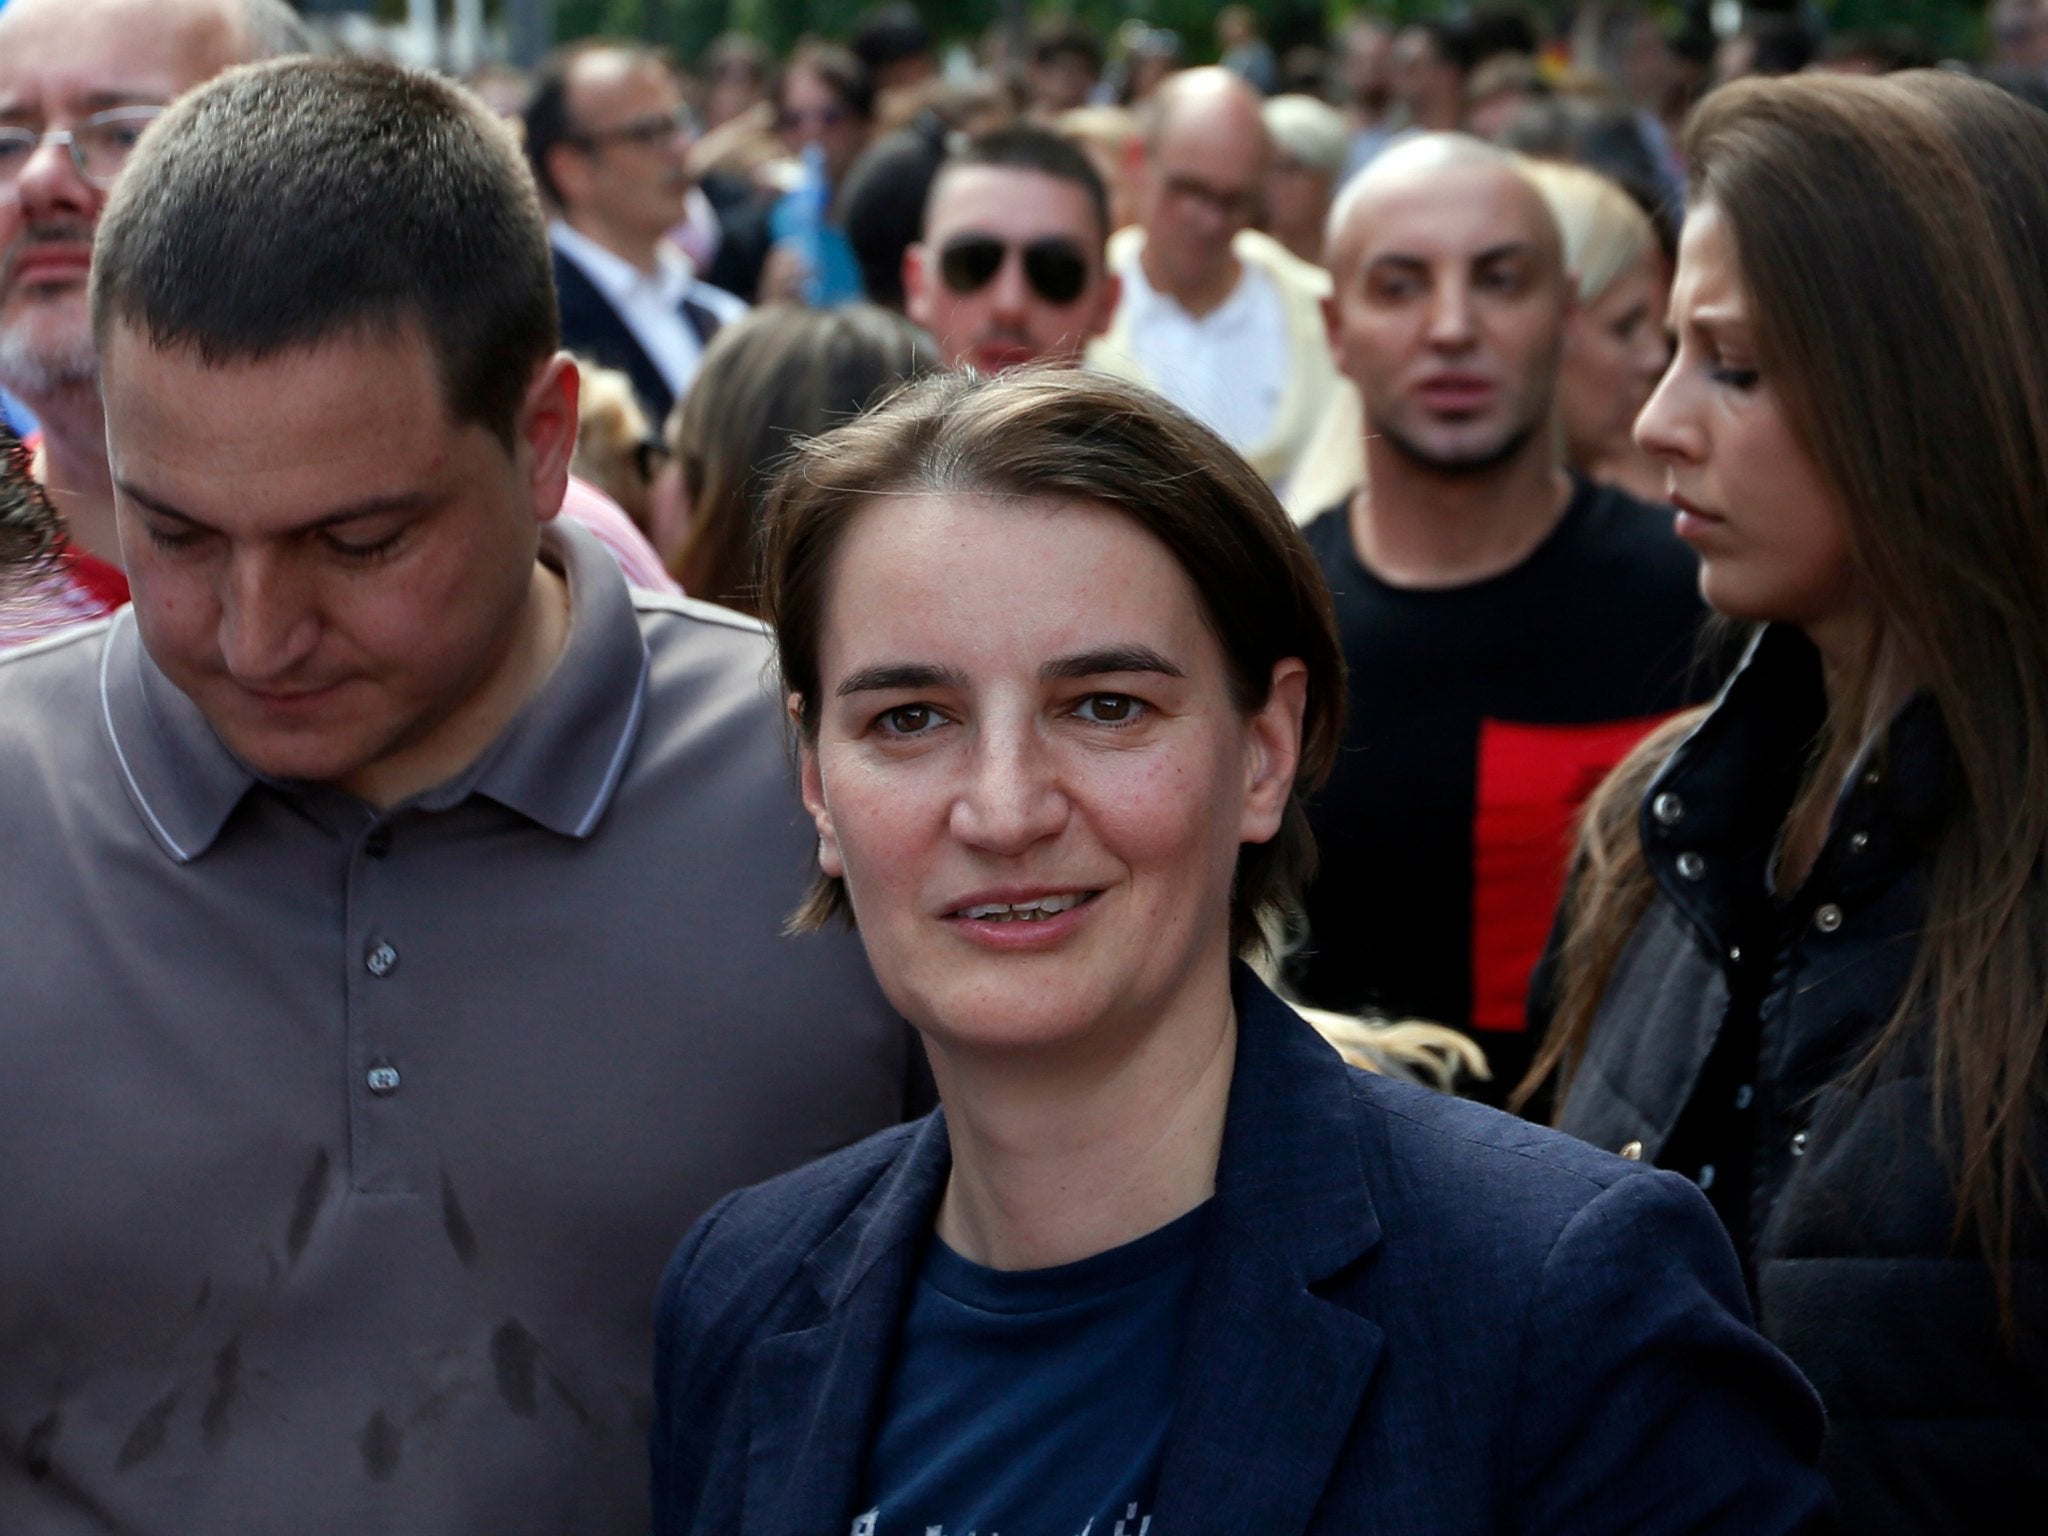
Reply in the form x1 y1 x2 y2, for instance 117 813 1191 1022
799 491 1303 1061
778 65 865 184
1560 251 1669 472
1635 201 1864 648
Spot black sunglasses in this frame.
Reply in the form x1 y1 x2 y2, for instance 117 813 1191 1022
936 234 1091 305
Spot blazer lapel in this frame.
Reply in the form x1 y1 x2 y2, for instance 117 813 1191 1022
1150 972 1387 1534
741 1115 952 1536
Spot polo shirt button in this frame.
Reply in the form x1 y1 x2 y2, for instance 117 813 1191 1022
1675 852 1706 881
364 826 393 859
1790 1130 1809 1156
1813 904 1843 934
1698 1163 1717 1190
366 941 399 977
1847 831 1870 853
1652 791 1684 826
366 1064 401 1096
1619 1140 1643 1161
1734 1083 1755 1110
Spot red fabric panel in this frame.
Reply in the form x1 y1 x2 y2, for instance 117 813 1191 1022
62 545 131 611
1470 715 1673 1033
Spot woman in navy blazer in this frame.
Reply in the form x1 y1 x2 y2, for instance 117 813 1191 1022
650 370 1831 1536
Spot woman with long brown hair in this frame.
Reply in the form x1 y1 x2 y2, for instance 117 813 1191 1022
652 303 934 612
1521 72 2048 1529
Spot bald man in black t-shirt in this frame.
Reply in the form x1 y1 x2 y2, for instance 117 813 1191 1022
1286 133 1709 1102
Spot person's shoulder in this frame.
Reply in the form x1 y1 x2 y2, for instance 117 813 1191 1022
1299 498 1350 549
1345 1069 1678 1240
624 593 788 758
688 277 751 324
1569 478 1694 569
634 589 776 661
0 618 120 815
1232 226 1332 299
658 1120 924 1334
0 612 114 702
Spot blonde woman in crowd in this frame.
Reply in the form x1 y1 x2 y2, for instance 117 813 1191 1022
1525 159 1671 503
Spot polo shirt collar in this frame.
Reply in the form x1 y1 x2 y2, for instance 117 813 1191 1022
99 605 256 864
452 520 651 837
549 219 693 311
99 519 651 863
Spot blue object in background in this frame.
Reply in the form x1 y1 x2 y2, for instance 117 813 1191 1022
769 143 866 309
1 390 37 438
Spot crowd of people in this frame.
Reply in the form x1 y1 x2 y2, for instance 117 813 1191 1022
1 0 2045 1532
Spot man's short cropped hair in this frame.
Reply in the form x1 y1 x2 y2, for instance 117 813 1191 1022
521 39 675 208
93 56 558 451
931 124 1112 244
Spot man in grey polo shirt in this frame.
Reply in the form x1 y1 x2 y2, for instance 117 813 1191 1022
0 57 914 1536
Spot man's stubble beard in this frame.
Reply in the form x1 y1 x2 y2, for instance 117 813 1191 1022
0 314 100 401
0 220 104 402
1375 415 1543 478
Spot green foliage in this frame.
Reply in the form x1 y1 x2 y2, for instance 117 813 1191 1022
541 0 1994 72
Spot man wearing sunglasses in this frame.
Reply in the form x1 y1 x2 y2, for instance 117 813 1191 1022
0 0 311 617
524 42 748 430
903 126 1118 375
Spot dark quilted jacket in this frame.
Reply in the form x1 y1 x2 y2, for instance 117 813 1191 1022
1553 626 2047 1532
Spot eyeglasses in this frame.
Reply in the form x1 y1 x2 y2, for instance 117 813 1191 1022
1160 172 1260 225
571 107 695 152
0 106 165 193
937 234 1091 305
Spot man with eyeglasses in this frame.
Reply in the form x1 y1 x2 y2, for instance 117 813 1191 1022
0 0 311 624
1087 67 1337 492
903 126 1118 375
523 42 747 430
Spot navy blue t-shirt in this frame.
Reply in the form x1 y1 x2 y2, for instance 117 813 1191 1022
854 1203 1208 1536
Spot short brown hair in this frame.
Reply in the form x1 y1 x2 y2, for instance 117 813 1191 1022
93 56 557 451
761 369 1345 956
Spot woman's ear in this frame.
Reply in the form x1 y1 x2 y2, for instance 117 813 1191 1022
1241 658 1309 845
794 695 845 878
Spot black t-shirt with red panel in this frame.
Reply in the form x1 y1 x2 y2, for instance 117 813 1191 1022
1289 476 1711 1104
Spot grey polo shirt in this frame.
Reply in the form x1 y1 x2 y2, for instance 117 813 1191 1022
0 524 914 1535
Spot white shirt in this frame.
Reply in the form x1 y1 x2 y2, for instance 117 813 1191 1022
548 221 748 401
1109 250 1290 455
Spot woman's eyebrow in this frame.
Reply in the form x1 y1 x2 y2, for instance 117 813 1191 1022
835 662 968 697
1040 645 1184 682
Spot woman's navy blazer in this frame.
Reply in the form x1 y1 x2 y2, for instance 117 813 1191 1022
651 969 1834 1535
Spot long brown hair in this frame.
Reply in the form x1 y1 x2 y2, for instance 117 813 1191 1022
1520 73 2048 1314
667 304 935 613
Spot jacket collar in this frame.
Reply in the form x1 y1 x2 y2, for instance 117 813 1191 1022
98 521 651 863
739 966 1385 1536
1641 623 1951 943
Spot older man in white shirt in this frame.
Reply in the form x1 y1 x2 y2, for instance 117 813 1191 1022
1087 68 1337 494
